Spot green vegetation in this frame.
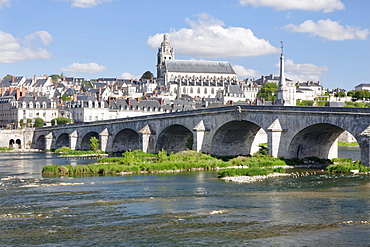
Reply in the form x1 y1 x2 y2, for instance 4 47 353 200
257 83 278 102
344 101 370 108
20 118 45 127
140 71 154 80
0 147 13 151
218 167 285 178
55 146 105 156
51 117 72 126
338 141 359 146
42 150 230 176
90 137 99 151
327 161 370 174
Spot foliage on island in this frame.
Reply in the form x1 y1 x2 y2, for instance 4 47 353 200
55 146 105 156
326 160 370 174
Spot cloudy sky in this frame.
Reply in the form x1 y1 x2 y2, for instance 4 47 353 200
0 0 369 90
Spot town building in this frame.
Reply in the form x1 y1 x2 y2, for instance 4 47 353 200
156 34 238 99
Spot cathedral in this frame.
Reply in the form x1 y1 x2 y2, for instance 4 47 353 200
156 34 238 99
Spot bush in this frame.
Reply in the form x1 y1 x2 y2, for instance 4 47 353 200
51 117 72 126
326 162 370 174
90 137 99 151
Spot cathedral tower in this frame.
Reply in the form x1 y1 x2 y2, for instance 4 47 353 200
157 34 174 82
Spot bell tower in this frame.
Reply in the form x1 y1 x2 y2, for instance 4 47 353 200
157 34 174 81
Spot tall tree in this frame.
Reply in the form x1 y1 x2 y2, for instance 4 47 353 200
257 83 279 102
140 71 154 80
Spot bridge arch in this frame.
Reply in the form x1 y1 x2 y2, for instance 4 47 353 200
34 135 46 150
287 123 345 159
112 128 140 152
156 124 193 153
55 133 70 149
81 131 99 150
210 120 264 156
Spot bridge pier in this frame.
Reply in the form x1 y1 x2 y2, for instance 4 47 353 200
267 119 285 158
69 130 78 150
99 129 109 152
359 129 370 167
45 132 53 150
193 120 206 152
139 125 151 153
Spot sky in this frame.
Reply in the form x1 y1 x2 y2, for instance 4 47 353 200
0 0 369 91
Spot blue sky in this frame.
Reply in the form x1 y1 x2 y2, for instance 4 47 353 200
0 0 369 90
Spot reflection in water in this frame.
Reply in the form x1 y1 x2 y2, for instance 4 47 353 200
0 151 368 246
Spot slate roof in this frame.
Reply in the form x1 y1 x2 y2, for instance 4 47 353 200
164 60 236 74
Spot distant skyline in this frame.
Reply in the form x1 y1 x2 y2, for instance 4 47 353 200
0 0 369 90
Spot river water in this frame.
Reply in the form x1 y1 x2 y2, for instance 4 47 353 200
0 148 369 246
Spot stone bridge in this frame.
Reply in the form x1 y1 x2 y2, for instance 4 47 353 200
31 105 370 166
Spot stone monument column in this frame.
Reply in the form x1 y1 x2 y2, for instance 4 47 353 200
69 130 78 150
139 125 151 153
99 128 109 152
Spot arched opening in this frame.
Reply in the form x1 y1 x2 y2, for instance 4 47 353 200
112 129 140 152
156 124 193 153
9 139 14 149
81 132 99 150
287 123 348 159
210 120 263 156
15 139 21 149
55 133 70 149
35 135 46 150
337 131 361 161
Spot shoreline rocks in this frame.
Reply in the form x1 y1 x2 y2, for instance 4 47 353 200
220 173 291 183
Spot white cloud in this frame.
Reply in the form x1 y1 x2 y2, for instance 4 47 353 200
120 72 140 80
0 30 52 63
279 59 329 82
233 65 260 78
66 0 111 8
61 62 107 73
283 19 369 41
25 31 53 45
239 0 345 13
147 13 279 58
0 0 10 9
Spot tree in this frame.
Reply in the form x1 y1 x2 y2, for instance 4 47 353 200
33 118 45 127
3 74 13 80
257 83 279 102
49 74 62 81
334 92 346 98
140 71 154 80
90 137 99 151
51 117 72 126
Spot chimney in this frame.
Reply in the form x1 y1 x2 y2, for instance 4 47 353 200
11 76 15 83
135 98 140 103
73 94 77 101
21 87 28 96
98 87 102 102
126 98 131 106
0 88 5 96
34 93 38 101
16 88 20 100
158 99 164 105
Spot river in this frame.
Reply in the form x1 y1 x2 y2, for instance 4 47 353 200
0 147 369 246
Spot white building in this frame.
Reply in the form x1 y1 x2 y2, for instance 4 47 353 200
156 34 238 99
